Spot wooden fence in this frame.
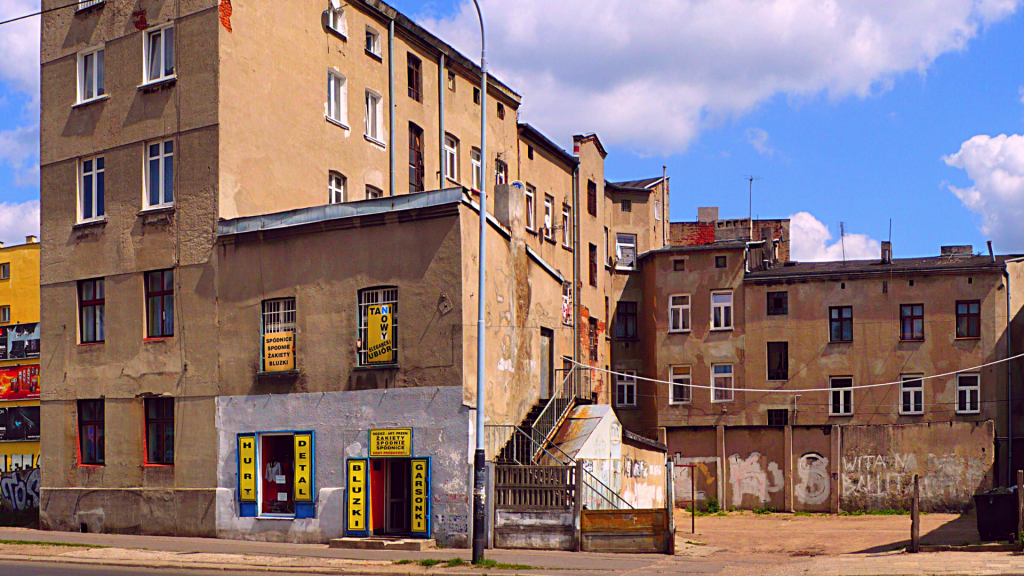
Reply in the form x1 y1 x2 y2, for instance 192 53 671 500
494 465 576 509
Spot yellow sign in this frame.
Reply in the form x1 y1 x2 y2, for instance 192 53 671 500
263 331 295 372
238 436 257 502
347 459 368 532
411 459 428 534
366 304 394 364
294 434 313 502
369 428 412 457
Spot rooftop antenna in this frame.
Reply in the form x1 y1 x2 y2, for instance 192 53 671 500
840 222 847 264
743 175 762 240
888 218 892 244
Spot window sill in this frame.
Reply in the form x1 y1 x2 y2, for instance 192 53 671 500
78 341 105 347
829 340 853 344
73 218 107 229
829 413 854 418
365 49 383 62
615 405 640 410
73 94 110 109
614 267 637 273
668 402 692 407
257 370 299 377
562 244 573 252
75 1 104 14
138 76 178 92
78 463 105 468
326 26 347 42
139 205 175 216
446 176 461 186
543 235 556 244
955 411 981 416
899 339 925 343
710 327 734 332
899 413 924 417
326 116 350 130
710 400 735 404
667 329 691 335
144 336 174 342
525 227 538 236
353 364 399 371
364 134 386 148
955 336 981 341
143 463 174 468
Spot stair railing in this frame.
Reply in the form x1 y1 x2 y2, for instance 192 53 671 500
529 366 576 463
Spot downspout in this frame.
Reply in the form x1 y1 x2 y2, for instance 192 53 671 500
388 19 396 196
438 53 446 186
1006 262 1014 486
661 166 667 247
573 166 580 381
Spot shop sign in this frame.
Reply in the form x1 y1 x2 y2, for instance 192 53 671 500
238 435 257 502
0 324 40 361
0 365 40 401
366 304 394 364
411 459 430 535
368 428 412 457
263 332 295 372
346 459 369 533
294 433 313 502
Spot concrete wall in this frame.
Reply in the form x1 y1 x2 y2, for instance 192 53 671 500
215 386 472 546
619 440 667 509
493 508 575 551
579 509 670 554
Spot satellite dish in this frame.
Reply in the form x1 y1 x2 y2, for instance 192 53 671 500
510 181 525 191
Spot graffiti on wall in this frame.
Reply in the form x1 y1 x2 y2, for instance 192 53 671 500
727 453 783 507
623 457 649 479
795 452 830 506
1 467 40 513
841 452 985 506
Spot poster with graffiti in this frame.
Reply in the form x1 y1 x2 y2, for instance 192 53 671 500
0 467 40 526
0 407 41 441
0 365 40 400
0 323 40 361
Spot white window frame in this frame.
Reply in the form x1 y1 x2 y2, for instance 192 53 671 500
77 0 104 10
357 287 398 366
615 370 636 407
471 148 482 191
561 204 571 247
524 185 536 230
654 200 662 221
145 139 174 209
0 263 8 280
670 365 691 404
79 155 105 222
326 70 348 127
615 233 637 270
711 290 734 331
829 377 853 416
326 4 347 36
365 26 381 56
328 171 346 204
262 298 296 335
668 294 690 333
956 373 980 415
900 374 924 415
143 24 175 85
711 364 734 403
364 90 383 144
0 306 9 323
495 161 507 187
366 185 382 200
543 195 553 239
444 134 459 183
77 45 105 104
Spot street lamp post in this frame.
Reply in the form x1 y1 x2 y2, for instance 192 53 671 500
471 0 488 565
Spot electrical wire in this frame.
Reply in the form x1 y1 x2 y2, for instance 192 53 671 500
0 1 84 27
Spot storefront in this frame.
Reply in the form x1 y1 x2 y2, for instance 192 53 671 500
344 428 430 537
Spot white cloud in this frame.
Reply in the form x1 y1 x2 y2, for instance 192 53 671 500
0 200 40 245
0 123 40 187
943 134 1024 251
422 0 1019 153
0 1 41 94
789 212 881 262
746 128 775 157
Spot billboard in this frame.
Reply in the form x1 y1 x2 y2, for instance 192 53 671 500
0 406 41 442
0 324 40 361
366 304 394 364
0 366 39 401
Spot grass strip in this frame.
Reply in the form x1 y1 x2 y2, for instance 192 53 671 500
0 539 105 548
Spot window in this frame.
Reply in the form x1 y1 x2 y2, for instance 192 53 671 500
406 53 422 102
561 204 571 247
829 377 853 416
673 259 685 271
0 263 7 279
589 317 598 361
615 370 636 407
444 134 459 182
0 306 9 323
956 374 980 414
497 102 505 119
328 172 346 204
767 409 789 427
495 160 508 187
145 269 174 338
654 200 662 221
77 0 104 10
587 180 597 216
543 195 553 239
561 282 572 326
900 304 924 341
712 364 734 402
473 86 481 105
715 256 727 268
711 291 733 330
767 342 788 381
358 287 398 366
956 300 981 339
668 295 690 333
78 47 105 103
364 90 382 142
78 399 104 465
615 234 637 270
79 278 105 343
615 302 637 340
767 291 788 316
471 148 482 190
527 145 534 160
900 375 924 415
447 70 456 91
144 25 174 83
326 71 347 125
365 26 380 56
588 244 598 287
524 185 536 230
670 366 691 404
621 199 632 212
326 5 346 35
262 298 296 335
145 398 174 465
408 123 424 193
366 185 382 199
80 155 105 221
146 140 174 209
829 306 853 342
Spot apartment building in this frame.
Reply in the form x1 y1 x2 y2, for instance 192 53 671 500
39 0 666 543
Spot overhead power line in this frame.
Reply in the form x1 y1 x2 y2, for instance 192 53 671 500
0 1 84 27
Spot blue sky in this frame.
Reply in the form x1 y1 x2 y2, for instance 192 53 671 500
2 0 1023 259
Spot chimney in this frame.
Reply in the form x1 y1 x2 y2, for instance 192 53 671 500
697 207 719 223
881 241 892 264
987 240 995 263
25 235 38 244
940 245 973 257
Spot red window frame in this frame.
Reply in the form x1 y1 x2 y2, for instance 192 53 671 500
956 300 981 339
146 269 174 338
78 399 105 466
408 123 424 193
145 397 175 466
900 303 924 341
78 278 105 343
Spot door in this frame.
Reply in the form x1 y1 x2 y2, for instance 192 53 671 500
540 328 554 399
386 459 411 534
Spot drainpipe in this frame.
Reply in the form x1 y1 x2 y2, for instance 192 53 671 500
573 166 580 380
388 19 396 196
438 53 446 186
661 166 667 247
1005 257 1016 486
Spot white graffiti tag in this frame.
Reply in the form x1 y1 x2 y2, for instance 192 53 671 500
0 468 40 512
795 453 830 506
727 453 783 507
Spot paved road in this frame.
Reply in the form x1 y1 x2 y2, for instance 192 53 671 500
0 560 335 576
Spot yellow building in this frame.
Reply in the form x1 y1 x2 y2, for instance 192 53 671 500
0 236 41 475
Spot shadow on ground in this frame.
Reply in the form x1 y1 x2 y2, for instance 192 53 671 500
855 510 982 553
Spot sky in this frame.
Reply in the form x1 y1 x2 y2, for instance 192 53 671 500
1 0 1023 260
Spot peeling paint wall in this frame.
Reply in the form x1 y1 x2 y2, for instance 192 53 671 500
620 439 666 509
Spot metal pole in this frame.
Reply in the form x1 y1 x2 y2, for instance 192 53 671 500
471 0 488 564
910 474 920 553
388 19 396 197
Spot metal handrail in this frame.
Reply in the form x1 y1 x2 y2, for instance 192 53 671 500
529 366 576 462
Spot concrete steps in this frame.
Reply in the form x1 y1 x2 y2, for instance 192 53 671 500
328 537 436 551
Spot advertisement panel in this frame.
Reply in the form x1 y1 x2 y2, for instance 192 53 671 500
366 304 394 364
368 428 412 457
411 458 430 535
237 435 257 502
0 366 39 401
293 433 313 502
346 459 369 533
0 406 41 442
262 332 295 372
0 324 40 361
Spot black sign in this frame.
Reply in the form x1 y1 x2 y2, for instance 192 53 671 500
0 407 40 442
0 324 40 361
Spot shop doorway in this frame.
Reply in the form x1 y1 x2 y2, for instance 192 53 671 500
370 458 411 535
260 434 294 516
